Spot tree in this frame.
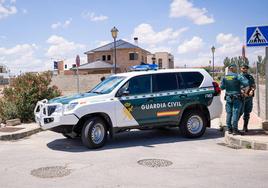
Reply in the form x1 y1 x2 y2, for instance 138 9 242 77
0 72 61 122
223 57 231 71
223 56 249 72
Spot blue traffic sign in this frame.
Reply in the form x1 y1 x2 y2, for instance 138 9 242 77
246 26 268 47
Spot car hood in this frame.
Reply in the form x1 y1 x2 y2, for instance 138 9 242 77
49 92 100 105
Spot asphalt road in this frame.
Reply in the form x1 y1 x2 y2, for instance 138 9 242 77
0 125 268 188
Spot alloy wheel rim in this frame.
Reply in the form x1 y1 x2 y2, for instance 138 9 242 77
187 115 203 134
91 123 105 144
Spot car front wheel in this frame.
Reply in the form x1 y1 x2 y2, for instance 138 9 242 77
81 117 107 149
179 110 207 138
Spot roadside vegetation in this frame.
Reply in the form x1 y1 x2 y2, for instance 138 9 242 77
0 72 61 123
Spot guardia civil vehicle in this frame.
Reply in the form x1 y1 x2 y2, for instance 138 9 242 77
34 69 222 149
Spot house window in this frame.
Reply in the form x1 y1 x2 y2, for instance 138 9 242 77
64 64 67 69
129 52 138 60
158 58 163 68
107 55 111 61
102 55 106 61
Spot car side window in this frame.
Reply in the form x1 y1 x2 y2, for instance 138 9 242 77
152 73 178 92
180 72 204 89
121 75 152 95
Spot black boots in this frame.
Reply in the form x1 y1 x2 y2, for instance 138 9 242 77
233 129 243 135
243 119 249 132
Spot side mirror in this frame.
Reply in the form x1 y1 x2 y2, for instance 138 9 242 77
117 89 129 97
122 90 130 96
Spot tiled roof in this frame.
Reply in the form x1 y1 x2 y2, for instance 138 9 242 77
84 39 150 54
73 60 118 70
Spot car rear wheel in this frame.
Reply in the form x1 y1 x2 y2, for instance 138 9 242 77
179 110 207 138
81 117 107 149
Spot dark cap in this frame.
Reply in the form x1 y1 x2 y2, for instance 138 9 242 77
241 64 249 69
228 63 237 68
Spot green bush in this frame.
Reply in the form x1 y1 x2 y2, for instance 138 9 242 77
0 72 61 122
0 100 18 121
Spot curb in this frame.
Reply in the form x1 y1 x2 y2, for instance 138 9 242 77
224 132 268 150
0 127 42 141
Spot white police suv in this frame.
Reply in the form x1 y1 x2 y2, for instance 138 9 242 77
34 69 222 149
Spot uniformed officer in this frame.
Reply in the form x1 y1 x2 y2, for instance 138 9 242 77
240 64 256 132
220 64 249 135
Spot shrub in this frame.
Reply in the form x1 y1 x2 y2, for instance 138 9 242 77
0 72 61 122
0 100 18 121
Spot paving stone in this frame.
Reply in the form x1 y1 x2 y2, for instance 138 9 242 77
262 121 268 131
6 119 21 126
241 140 252 149
253 142 268 150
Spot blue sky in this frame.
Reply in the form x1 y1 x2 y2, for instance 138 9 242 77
0 0 267 74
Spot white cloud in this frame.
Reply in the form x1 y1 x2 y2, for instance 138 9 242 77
149 46 173 53
132 23 188 46
46 35 85 58
0 0 17 19
95 40 111 47
216 33 242 56
51 18 72 29
175 56 210 68
0 44 48 74
82 11 108 22
177 36 204 54
170 0 214 25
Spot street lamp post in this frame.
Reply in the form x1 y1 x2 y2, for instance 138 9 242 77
111 26 119 74
211 46 216 79
76 55 80 93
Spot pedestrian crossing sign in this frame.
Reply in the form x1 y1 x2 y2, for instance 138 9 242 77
246 26 268 47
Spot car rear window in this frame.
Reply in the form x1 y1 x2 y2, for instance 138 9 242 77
180 72 204 88
153 73 178 92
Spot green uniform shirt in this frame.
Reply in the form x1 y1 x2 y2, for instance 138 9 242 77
241 73 255 88
220 72 249 95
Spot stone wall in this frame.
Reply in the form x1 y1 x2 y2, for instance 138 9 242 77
51 74 110 96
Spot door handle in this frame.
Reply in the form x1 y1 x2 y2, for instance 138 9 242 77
179 94 187 99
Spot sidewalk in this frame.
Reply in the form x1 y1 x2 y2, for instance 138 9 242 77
219 92 268 150
0 123 41 141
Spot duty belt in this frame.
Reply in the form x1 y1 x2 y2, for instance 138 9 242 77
225 93 243 100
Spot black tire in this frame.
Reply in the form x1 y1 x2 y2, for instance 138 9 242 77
179 110 207 138
81 117 107 149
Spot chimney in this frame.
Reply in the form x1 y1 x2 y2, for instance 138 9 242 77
242 45 246 59
134 37 138 46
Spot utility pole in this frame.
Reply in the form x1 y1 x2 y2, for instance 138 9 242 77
265 47 268 122
256 61 260 116
76 55 80 93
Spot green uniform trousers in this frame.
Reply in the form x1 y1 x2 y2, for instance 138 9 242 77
241 97 253 121
226 96 242 130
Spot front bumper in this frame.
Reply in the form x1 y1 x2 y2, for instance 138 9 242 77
34 99 79 131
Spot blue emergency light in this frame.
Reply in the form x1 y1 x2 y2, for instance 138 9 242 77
130 63 158 71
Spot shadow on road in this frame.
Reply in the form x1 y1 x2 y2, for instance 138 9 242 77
47 128 224 152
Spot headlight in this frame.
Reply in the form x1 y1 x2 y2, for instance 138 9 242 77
65 102 79 112
51 105 64 116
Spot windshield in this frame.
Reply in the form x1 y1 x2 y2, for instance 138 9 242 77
90 76 126 94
